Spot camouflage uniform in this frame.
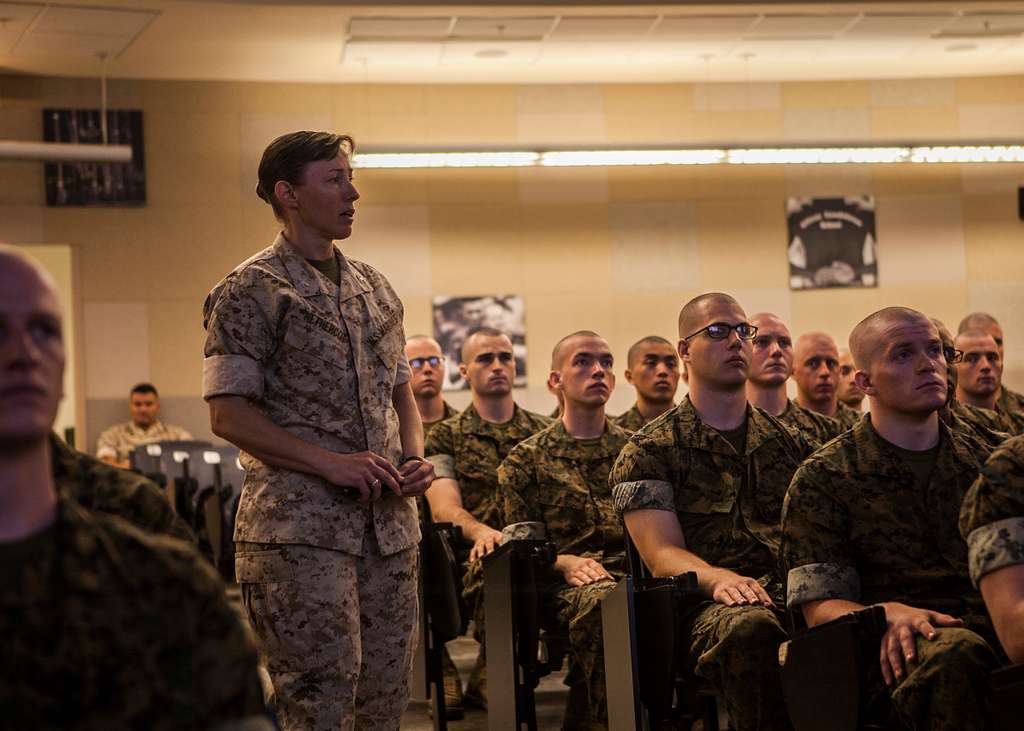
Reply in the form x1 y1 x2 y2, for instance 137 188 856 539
422 400 459 440
942 401 1012 449
203 234 419 730
96 419 193 464
425 402 550 640
960 434 1024 587
997 385 1024 416
50 432 193 542
782 416 1001 731
610 398 813 731
612 404 646 433
0 496 269 730
777 398 843 446
834 401 863 431
499 419 630 729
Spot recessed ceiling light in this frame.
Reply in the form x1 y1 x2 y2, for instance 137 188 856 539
946 42 978 52
474 48 508 59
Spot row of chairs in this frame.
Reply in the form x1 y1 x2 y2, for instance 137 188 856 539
129 439 245 581
417 520 1024 731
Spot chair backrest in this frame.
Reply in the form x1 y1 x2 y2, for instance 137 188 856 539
190 445 244 582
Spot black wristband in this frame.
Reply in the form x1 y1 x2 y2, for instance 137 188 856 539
400 455 426 466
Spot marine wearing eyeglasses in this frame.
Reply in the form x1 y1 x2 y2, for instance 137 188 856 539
611 292 814 731
745 312 843 446
405 336 459 439
423 327 550 710
932 319 1012 448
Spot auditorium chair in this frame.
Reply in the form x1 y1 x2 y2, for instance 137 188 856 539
483 525 565 731
188 446 245 581
601 533 719 731
413 499 466 729
779 606 1022 731
129 439 211 491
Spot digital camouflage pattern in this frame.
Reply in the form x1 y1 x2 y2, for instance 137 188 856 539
943 400 1013 448
95 419 193 464
834 402 863 431
0 497 268 730
611 398 813 588
611 404 646 433
203 234 418 557
235 539 419 731
498 418 631 728
609 399 811 731
997 385 1024 416
422 401 459 440
960 434 1024 585
777 398 843 447
204 234 419 729
782 416 993 614
51 432 193 542
425 403 551 530
426 402 550 645
782 418 1003 731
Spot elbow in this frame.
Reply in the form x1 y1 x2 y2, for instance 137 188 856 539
208 399 235 440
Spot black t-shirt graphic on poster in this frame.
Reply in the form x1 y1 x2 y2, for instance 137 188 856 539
787 196 878 290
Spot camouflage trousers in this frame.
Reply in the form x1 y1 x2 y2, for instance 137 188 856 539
462 556 485 644
867 626 1001 731
681 602 791 731
235 537 419 731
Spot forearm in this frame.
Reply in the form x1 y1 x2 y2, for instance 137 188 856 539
802 598 866 628
392 382 424 459
209 395 329 477
426 480 495 541
980 564 1024 664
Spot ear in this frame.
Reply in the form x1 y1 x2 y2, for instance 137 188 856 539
677 339 690 362
459 362 469 380
624 368 635 385
273 180 297 211
854 369 875 397
548 371 562 392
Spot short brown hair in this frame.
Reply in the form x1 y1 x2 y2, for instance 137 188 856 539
256 131 355 219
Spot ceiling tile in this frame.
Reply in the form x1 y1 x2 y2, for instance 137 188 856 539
440 40 541 65
451 16 554 39
342 41 442 66
348 17 451 40
33 5 156 37
844 14 955 38
651 15 759 39
746 14 857 39
941 13 1024 36
550 16 658 39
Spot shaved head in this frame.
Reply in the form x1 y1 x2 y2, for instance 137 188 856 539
627 335 673 369
958 312 1000 335
551 330 602 369
460 327 506 364
678 293 740 339
795 332 838 358
850 307 932 371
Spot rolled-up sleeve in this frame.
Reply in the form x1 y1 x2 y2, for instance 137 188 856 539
202 282 274 401
782 461 859 607
613 479 675 514
966 517 1024 586
610 437 677 515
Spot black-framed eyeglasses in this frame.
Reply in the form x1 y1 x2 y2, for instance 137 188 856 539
684 322 758 341
409 356 443 369
943 347 963 364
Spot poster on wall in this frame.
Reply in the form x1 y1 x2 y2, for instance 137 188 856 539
787 196 877 290
432 295 527 390
43 108 147 206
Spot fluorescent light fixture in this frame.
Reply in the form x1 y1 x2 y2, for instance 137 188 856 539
0 141 132 163
541 149 726 166
354 151 539 169
353 145 1024 169
728 147 909 164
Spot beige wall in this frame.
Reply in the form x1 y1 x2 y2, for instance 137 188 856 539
1 74 1022 446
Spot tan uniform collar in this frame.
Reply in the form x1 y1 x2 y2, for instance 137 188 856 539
540 417 625 459
460 402 536 440
676 395 787 457
852 414 979 481
272 233 371 302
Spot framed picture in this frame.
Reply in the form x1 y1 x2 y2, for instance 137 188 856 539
43 108 146 206
787 196 877 290
432 294 527 390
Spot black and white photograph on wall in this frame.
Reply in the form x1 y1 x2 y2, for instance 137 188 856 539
787 196 877 290
43 108 147 207
432 294 527 390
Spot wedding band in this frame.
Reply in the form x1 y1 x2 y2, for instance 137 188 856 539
371 479 381 488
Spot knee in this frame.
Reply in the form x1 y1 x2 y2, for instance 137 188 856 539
916 628 997 676
718 608 786 660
